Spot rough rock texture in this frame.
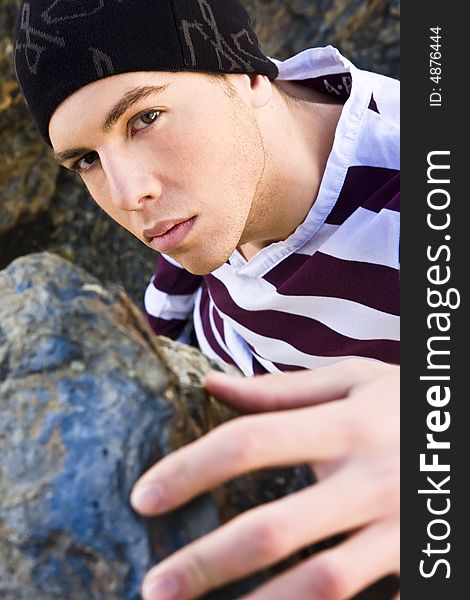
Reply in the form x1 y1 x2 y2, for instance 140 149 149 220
0 252 313 599
0 0 59 235
242 0 400 76
0 253 399 599
0 0 399 306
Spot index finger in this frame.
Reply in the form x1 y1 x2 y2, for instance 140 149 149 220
131 399 354 515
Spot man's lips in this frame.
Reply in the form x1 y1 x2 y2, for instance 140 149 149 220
143 218 192 241
143 217 196 253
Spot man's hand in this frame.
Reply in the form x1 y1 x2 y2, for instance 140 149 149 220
130 359 400 600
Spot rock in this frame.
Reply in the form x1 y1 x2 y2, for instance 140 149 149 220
0 252 317 599
241 0 400 77
0 0 59 235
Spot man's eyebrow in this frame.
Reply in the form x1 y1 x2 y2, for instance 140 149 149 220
102 83 170 133
53 84 170 165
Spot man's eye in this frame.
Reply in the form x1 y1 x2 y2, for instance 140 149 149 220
131 110 160 135
73 151 98 173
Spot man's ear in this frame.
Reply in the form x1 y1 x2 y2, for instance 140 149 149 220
230 73 273 108
248 73 273 109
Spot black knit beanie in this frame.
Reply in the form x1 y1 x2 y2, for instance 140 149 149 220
13 0 278 145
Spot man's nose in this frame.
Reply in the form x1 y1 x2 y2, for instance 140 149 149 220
102 152 161 211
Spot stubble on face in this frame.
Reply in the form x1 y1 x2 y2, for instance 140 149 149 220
166 84 269 275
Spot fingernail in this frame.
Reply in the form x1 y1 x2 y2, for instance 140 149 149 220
131 484 162 512
143 575 179 600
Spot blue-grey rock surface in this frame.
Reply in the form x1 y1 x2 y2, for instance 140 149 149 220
0 252 317 599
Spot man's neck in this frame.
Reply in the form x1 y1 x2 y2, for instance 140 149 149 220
237 81 343 261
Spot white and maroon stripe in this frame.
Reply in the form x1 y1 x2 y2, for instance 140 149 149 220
144 254 202 341
203 276 399 363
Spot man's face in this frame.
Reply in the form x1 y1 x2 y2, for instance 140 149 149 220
49 71 267 274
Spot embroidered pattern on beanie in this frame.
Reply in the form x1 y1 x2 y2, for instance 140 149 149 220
89 47 115 77
15 2 65 75
42 0 106 24
179 0 271 73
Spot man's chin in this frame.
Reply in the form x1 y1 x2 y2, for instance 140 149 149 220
175 251 232 276
183 260 228 276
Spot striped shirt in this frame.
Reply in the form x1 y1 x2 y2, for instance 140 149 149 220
145 46 400 376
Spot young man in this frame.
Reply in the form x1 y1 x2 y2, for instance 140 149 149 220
14 1 400 599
